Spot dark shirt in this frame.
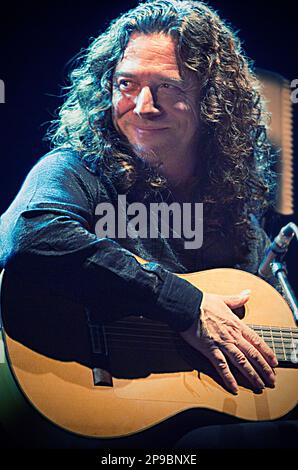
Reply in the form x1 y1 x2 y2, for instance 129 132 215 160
0 148 277 333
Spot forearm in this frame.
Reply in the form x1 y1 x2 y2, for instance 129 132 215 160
5 217 202 331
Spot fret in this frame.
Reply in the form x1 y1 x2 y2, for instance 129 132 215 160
262 331 296 340
103 319 298 365
276 354 288 361
275 333 296 340
263 340 294 348
280 329 287 362
257 339 285 352
273 338 295 345
250 325 298 337
257 327 265 342
249 324 298 364
273 348 288 354
269 328 277 357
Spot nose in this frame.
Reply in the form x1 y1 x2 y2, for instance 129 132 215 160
133 86 161 117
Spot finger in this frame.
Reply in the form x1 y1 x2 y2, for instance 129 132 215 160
204 346 239 394
237 337 276 387
242 325 279 368
223 343 265 391
222 290 251 309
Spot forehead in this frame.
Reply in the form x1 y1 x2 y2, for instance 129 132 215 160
114 33 181 78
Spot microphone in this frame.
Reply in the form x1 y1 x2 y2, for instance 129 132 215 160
258 223 295 280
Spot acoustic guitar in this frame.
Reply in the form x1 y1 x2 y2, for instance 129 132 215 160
0 262 297 443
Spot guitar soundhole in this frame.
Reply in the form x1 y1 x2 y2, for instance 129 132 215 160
232 305 246 320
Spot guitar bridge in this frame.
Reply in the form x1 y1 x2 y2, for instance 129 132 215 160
92 367 113 387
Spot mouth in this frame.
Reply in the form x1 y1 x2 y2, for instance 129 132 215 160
135 127 169 133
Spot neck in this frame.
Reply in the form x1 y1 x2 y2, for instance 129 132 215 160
133 140 200 201
158 152 199 203
168 177 198 203
249 324 298 365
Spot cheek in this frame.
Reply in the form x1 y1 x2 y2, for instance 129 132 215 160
173 101 190 112
112 91 134 122
173 100 199 127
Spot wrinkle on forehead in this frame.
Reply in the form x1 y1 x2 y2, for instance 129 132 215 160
115 32 199 90
122 32 177 60
116 33 180 76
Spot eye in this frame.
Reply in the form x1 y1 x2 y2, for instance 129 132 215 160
117 79 136 92
158 83 182 94
159 83 174 89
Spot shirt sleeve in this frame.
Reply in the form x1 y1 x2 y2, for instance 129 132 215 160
0 151 202 332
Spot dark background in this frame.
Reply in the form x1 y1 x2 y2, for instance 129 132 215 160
0 0 297 294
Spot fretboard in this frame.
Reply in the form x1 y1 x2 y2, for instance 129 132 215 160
249 324 298 365
90 319 298 367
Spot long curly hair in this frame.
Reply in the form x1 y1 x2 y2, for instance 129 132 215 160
47 0 276 259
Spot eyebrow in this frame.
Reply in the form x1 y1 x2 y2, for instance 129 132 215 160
113 71 185 87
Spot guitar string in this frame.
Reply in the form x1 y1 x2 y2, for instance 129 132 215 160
101 343 294 361
90 322 297 358
100 333 297 356
102 326 298 344
105 321 298 337
127 319 297 329
105 334 295 348
104 338 296 360
106 344 293 355
103 321 298 335
101 335 297 354
103 324 298 337
107 349 290 361
107 347 289 359
103 329 297 346
92 324 296 359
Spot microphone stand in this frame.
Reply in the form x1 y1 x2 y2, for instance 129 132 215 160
270 223 298 325
271 261 298 325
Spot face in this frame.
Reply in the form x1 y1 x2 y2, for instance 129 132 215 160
112 33 200 166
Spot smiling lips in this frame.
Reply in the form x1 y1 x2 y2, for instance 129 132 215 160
135 126 168 132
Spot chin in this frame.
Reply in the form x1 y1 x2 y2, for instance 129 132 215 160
135 149 160 165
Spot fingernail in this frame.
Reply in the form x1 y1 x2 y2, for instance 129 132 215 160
241 289 251 296
268 370 277 385
257 382 265 390
268 377 276 387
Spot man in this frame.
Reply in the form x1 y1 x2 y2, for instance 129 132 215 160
0 0 296 448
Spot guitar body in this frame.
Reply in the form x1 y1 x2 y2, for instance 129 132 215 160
0 266 297 442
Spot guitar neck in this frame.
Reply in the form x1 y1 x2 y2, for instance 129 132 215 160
91 318 298 369
249 324 298 365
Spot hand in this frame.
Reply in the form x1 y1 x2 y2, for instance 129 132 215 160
180 290 278 394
